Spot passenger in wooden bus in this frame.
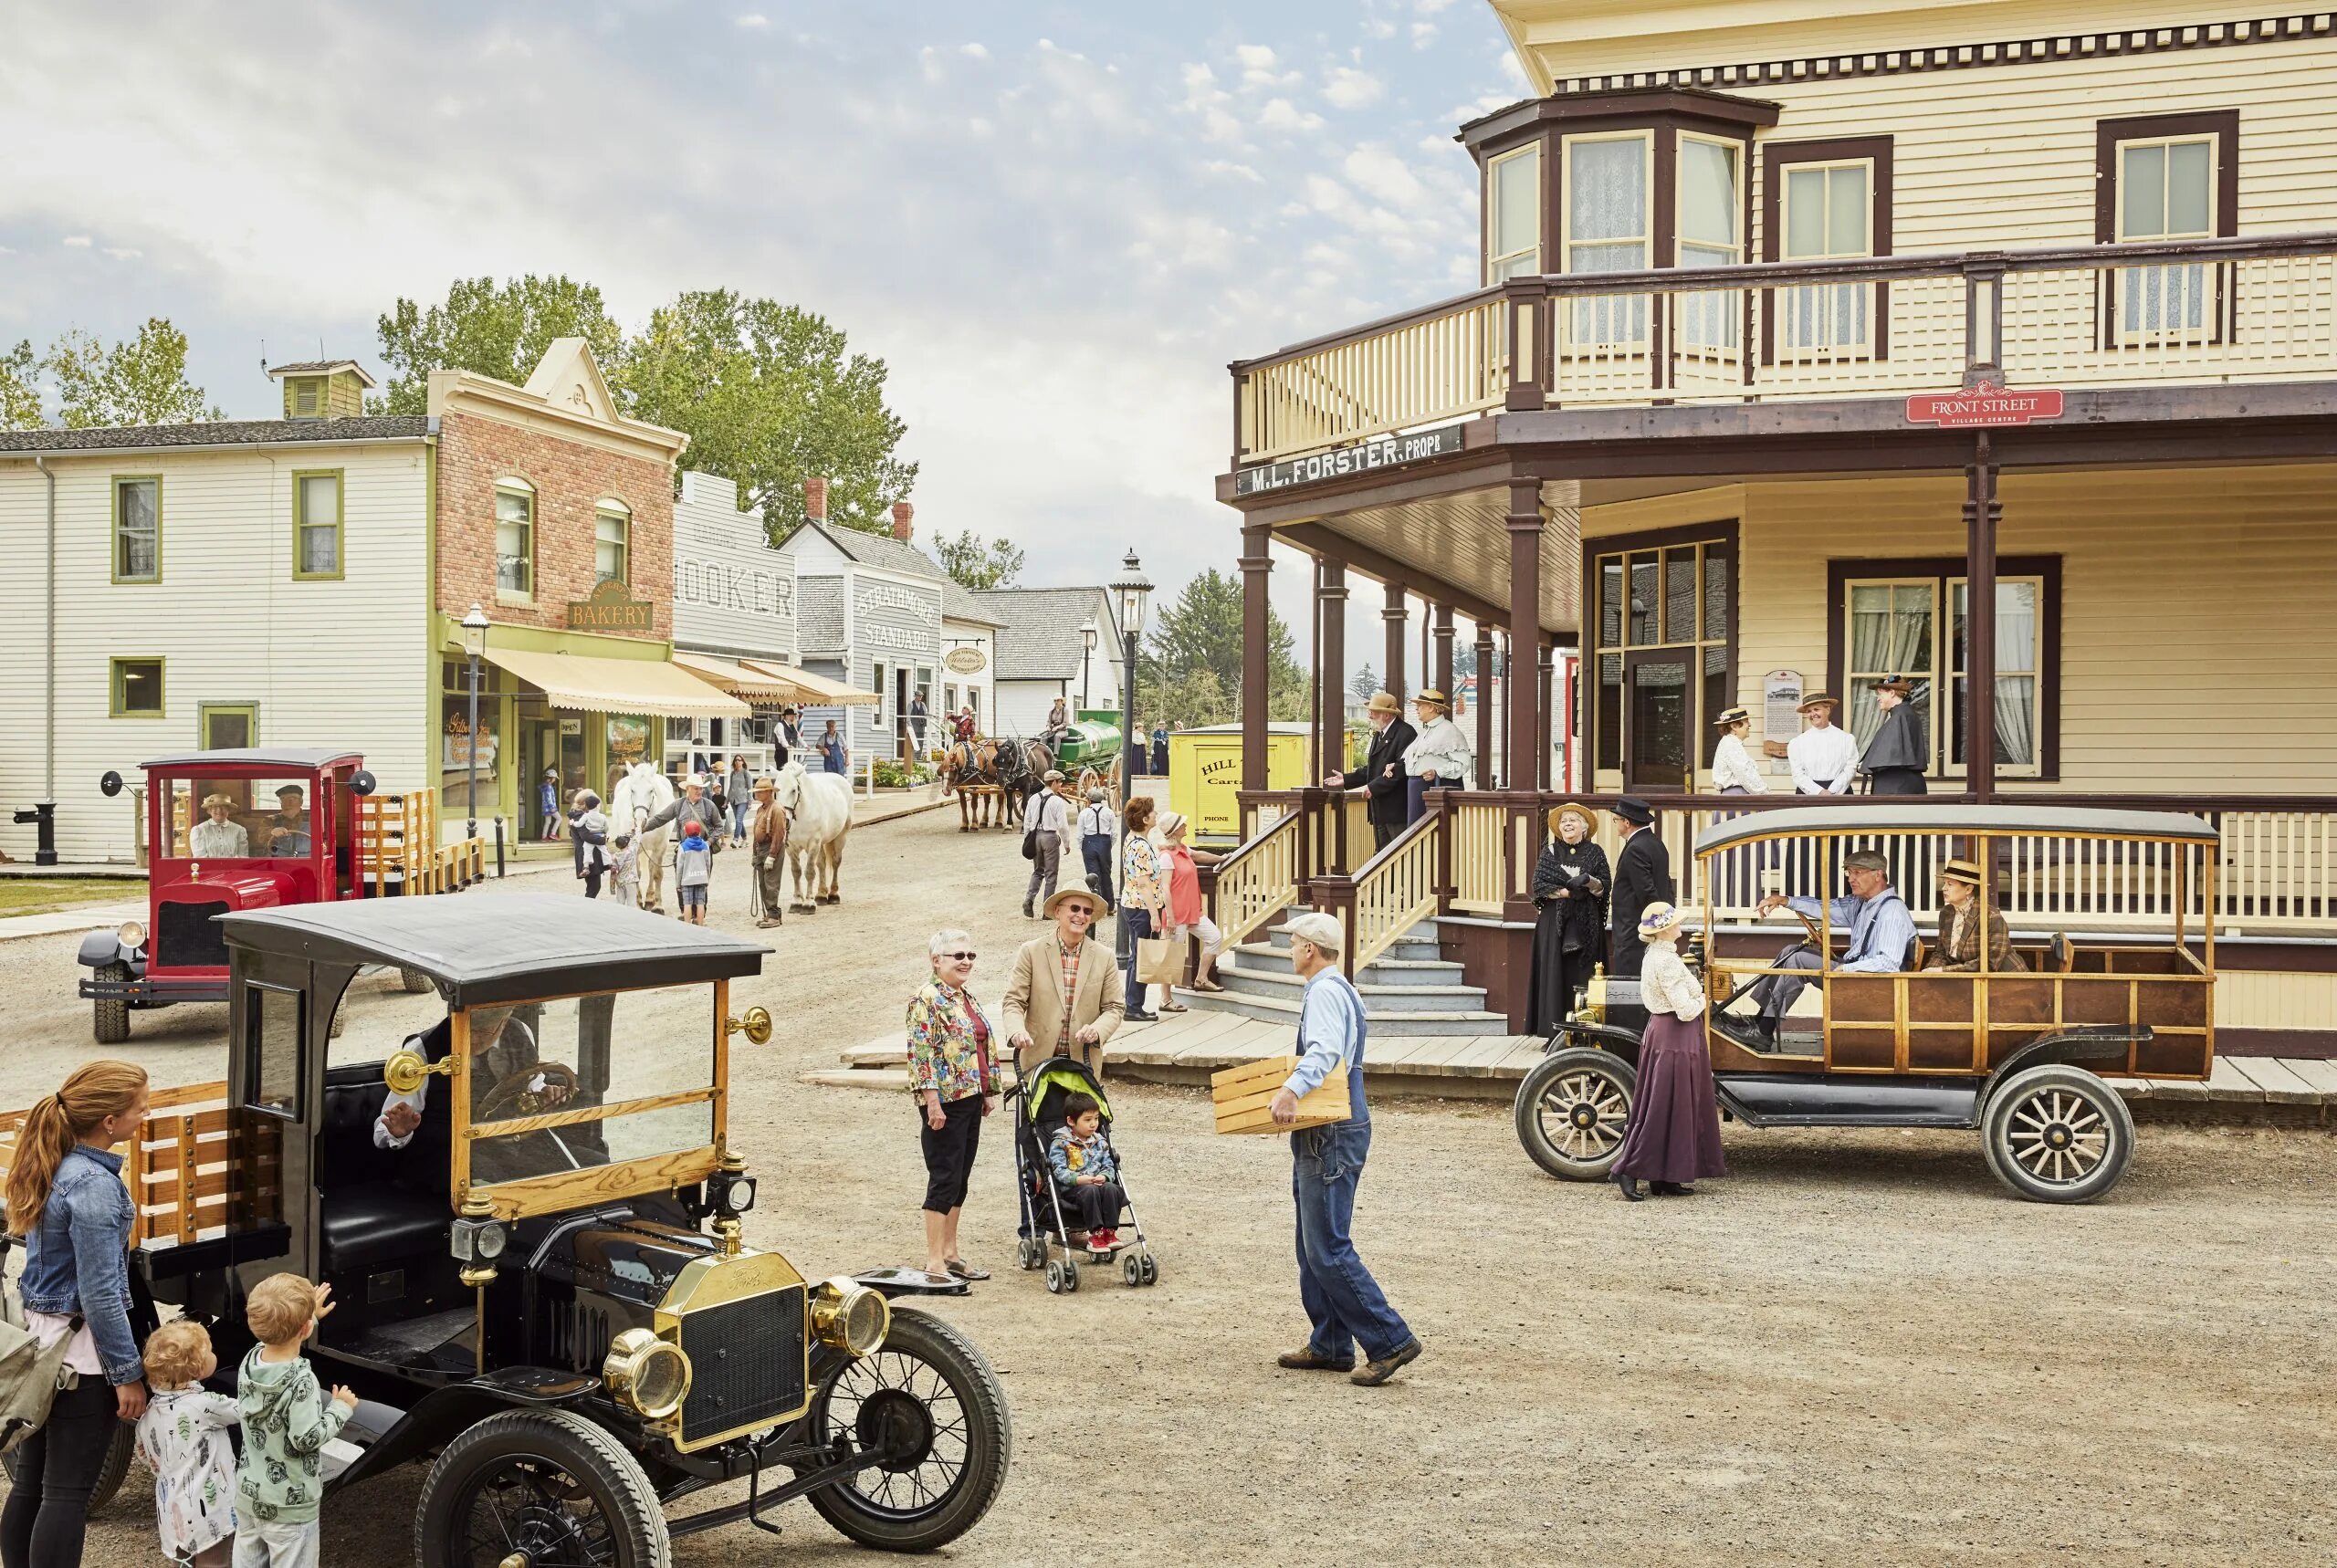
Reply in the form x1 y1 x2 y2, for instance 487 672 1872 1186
188 794 249 859
1749 849 1915 1046
1923 858 2025 973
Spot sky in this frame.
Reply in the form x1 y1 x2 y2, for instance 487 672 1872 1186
0 0 1532 685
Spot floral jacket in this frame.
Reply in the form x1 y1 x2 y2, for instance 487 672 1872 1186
1122 832 1165 913
907 979 997 1103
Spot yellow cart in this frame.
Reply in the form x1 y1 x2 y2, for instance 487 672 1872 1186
1166 722 1312 844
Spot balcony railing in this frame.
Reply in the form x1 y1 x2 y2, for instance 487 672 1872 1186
1231 231 2337 465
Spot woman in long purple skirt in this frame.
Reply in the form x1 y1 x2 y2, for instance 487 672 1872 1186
1612 902 1727 1200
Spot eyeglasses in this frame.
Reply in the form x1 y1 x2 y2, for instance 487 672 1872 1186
939 951 978 962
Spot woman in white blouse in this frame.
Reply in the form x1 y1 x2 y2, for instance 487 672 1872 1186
1609 902 1727 1201
1400 690 1474 823
1710 706 1765 794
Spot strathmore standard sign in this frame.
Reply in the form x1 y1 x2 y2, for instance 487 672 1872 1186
1235 423 1468 497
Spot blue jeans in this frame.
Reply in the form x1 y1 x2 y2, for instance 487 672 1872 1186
1292 1120 1410 1363
731 800 750 840
1122 906 1154 1016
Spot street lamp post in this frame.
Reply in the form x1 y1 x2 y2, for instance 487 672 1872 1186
461 603 490 841
1079 619 1098 710
1109 552 1151 963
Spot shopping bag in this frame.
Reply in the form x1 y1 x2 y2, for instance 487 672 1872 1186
1136 936 1183 986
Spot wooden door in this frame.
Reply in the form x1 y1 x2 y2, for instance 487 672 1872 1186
1622 650 1693 793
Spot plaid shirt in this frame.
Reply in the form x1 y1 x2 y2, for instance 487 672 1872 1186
1055 935 1082 1049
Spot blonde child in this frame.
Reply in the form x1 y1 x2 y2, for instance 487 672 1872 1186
135 1319 240 1567
234 1275 354 1568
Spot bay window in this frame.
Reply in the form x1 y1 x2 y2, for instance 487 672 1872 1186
1675 134 1742 351
1485 145 1542 283
1562 132 1651 346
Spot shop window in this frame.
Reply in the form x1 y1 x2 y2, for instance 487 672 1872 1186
1562 132 1651 346
1585 529 1735 790
439 661 503 815
595 500 630 584
113 476 161 583
1830 558 2059 779
495 481 534 598
1486 144 1542 283
110 656 164 718
293 470 342 579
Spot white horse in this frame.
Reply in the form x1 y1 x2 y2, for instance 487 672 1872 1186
609 763 676 912
774 761 852 910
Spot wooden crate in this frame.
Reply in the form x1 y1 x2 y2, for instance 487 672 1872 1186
1210 1055 1350 1135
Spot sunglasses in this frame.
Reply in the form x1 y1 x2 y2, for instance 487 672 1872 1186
940 951 978 962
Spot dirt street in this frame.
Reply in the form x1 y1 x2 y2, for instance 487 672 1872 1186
15 802 2334 1565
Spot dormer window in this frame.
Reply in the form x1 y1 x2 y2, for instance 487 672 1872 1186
267 358 377 419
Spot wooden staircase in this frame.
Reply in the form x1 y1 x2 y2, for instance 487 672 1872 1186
1171 915 1512 1038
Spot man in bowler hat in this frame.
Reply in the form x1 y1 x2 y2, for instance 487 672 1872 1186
1608 797 1675 978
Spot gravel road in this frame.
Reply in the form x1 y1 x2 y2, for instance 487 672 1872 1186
16 802 2332 1565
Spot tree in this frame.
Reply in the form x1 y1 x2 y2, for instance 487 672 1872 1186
1348 664 1379 705
930 529 1025 591
373 275 623 414
1141 569 1306 721
43 319 222 427
614 289 916 537
0 340 40 430
1135 664 1232 728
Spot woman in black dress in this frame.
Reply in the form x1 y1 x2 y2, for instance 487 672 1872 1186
1526 801 1609 1034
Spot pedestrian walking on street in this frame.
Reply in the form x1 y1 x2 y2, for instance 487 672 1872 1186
750 774 788 928
907 929 998 1283
1267 912 1421 1387
727 755 753 842
1610 903 1727 1201
569 789 610 900
1150 722 1168 777
1 1060 152 1568
1119 796 1165 1021
1077 786 1116 913
910 692 928 755
1022 770 1071 917
819 720 849 777
540 768 561 841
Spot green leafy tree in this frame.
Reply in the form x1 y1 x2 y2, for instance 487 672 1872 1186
1136 664 1232 728
929 529 1025 591
1142 568 1306 722
43 319 222 427
613 289 916 537
372 275 623 414
0 340 41 429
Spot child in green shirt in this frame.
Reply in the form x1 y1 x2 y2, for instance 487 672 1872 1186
233 1273 355 1565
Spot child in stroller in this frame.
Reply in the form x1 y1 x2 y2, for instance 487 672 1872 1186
1012 1055 1160 1293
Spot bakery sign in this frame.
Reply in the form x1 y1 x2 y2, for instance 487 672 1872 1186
566 579 656 632
1234 422 1469 497
1904 381 2065 428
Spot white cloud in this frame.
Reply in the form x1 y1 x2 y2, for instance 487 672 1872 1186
1322 66 1383 110
1497 48 1530 89
1416 0 1458 13
1234 41 1300 89
1177 61 1242 143
61 235 90 247
1257 97 1323 133
733 13 769 29
1412 22 1439 48
959 42 989 59
1200 160 1263 183
1233 44 1277 70
1364 19 1396 39
101 246 142 260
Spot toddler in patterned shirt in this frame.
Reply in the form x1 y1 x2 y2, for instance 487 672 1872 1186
135 1319 241 1567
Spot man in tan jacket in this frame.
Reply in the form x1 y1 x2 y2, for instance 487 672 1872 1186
1002 887 1125 1075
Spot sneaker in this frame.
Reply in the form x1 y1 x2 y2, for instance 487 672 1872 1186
1276 1348 1356 1373
1351 1338 1423 1386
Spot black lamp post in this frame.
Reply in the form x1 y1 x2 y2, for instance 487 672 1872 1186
461 603 489 840
1109 552 1151 962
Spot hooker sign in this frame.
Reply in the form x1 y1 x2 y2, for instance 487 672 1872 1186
1905 381 2065 428
1235 423 1467 497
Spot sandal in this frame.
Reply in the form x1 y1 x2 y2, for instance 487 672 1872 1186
945 1258 990 1281
1159 1000 1188 1013
1191 979 1225 993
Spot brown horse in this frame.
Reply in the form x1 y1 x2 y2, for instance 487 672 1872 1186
939 740 1014 831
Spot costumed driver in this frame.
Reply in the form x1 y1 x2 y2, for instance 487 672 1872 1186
1746 849 1916 1048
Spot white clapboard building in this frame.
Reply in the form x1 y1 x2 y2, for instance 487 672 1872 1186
665 471 802 776
779 513 947 765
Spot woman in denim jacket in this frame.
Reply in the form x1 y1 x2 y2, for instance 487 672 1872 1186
1 1061 150 1568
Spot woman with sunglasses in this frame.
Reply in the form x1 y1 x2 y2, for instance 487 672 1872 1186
906 929 999 1282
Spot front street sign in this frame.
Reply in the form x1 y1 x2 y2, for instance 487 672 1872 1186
1904 381 2066 428
1235 423 1468 497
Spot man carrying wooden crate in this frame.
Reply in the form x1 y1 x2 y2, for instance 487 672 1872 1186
1267 911 1422 1387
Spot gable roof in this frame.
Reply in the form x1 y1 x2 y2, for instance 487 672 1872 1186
797 578 846 652
940 579 1002 627
969 587 1122 681
267 359 378 387
0 417 429 455
773 517 947 582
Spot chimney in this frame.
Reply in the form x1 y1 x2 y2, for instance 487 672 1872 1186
891 501 914 542
804 476 829 521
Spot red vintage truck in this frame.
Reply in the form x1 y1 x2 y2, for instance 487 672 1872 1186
78 747 484 1041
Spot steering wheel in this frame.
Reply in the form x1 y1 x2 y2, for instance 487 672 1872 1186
476 1061 582 1123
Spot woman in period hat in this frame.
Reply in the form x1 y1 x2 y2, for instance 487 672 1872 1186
188 793 249 859
1526 801 1610 1033
1609 902 1726 1201
1787 690 1858 795
1858 674 1929 796
1399 688 1473 824
1711 706 1766 795
1923 857 2025 973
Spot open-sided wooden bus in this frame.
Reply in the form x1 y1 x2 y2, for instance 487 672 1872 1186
1514 805 2218 1203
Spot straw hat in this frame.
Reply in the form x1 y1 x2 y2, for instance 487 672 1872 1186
1158 810 1188 838
1638 901 1685 939
753 775 777 796
1043 887 1102 919
1796 691 1838 714
1713 706 1751 727
1412 688 1449 709
200 793 236 811
1940 857 1984 886
1366 691 1401 716
1546 801 1597 836
685 773 708 789
1284 910 1343 956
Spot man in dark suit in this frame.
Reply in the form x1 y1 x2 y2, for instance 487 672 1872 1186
1608 796 1675 977
1325 691 1418 850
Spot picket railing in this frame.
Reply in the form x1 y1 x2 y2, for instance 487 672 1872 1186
1209 810 1301 949
1346 821 1443 975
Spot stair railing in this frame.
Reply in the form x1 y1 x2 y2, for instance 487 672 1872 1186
1314 809 1443 976
1201 809 1303 951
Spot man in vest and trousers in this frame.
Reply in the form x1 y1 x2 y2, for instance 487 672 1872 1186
1323 691 1417 850
1269 910 1422 1387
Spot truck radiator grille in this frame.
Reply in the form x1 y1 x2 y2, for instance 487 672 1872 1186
155 901 229 969
677 1285 806 1447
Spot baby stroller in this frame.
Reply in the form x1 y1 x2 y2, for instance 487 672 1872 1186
1011 1055 1161 1294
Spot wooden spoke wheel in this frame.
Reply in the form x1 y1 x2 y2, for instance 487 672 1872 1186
1982 1064 2134 1204
1513 1045 1639 1180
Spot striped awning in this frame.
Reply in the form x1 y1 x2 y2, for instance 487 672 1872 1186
481 646 749 718
738 658 880 707
673 652 812 702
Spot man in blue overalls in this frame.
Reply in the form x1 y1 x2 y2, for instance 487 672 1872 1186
1268 910 1422 1387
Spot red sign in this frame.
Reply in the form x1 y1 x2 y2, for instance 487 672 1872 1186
1904 381 2065 427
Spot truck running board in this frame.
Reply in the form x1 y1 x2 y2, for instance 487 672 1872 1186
1716 1073 1981 1130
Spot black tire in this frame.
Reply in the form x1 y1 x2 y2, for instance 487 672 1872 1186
803 1306 1012 1552
1139 1252 1159 1287
6 1421 136 1513
1043 1260 1063 1293
1062 1260 1079 1294
1514 1046 1639 1180
400 966 433 994
1981 1064 2135 1204
92 961 130 1044
1123 1253 1143 1288
414 1407 669 1568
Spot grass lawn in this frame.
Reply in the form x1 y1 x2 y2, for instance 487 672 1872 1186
0 878 141 918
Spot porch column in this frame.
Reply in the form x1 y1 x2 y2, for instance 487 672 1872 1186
1504 477 1549 796
1241 521 1272 793
1964 434 2000 800
1473 622 1497 789
1432 604 1454 696
1317 559 1347 779
1536 636 1556 790
1382 580 1408 706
